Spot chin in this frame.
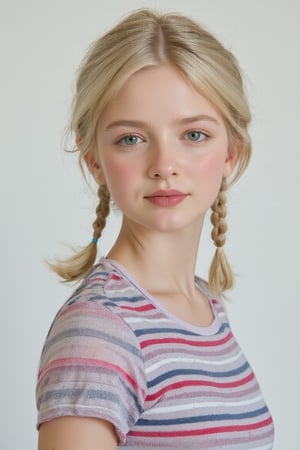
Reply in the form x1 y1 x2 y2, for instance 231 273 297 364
149 217 202 234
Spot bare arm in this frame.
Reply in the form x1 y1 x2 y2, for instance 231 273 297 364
38 417 118 450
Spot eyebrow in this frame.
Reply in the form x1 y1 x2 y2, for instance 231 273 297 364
104 115 220 130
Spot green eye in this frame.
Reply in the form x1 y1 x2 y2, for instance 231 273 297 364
185 131 207 142
118 135 142 146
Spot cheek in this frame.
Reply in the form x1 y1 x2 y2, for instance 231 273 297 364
101 158 138 196
189 153 227 201
190 152 227 182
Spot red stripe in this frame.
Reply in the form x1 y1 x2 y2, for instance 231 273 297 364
146 373 255 402
141 331 232 349
120 304 156 312
128 417 273 438
38 357 144 395
110 274 122 280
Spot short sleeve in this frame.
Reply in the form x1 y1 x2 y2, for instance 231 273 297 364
36 299 146 444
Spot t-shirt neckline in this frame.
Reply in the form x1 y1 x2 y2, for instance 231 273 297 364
102 257 221 337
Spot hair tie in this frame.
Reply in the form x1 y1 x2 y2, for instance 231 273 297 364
92 237 98 244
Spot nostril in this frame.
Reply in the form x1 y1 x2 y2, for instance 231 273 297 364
149 166 179 179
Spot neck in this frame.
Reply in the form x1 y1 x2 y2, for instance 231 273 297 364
106 218 204 295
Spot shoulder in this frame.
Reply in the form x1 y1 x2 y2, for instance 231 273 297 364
39 258 144 367
52 257 141 326
36 259 146 438
64 257 143 312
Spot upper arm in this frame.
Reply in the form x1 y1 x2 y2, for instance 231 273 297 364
36 300 146 444
38 416 118 450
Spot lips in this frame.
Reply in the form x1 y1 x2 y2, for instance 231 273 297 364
144 190 188 207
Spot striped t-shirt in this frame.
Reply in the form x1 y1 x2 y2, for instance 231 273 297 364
36 258 274 449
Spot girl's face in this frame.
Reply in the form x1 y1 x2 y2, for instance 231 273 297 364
87 65 237 235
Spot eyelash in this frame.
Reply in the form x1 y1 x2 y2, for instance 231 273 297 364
115 130 209 147
184 130 209 142
116 134 144 147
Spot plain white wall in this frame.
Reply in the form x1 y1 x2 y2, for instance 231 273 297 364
1 0 299 448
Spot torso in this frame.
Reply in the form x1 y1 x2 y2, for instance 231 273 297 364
37 258 274 449
102 259 275 449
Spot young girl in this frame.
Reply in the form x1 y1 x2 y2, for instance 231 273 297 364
36 9 274 450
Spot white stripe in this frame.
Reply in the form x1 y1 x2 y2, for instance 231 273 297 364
149 394 264 415
126 317 171 324
41 403 115 414
145 351 243 374
112 286 137 295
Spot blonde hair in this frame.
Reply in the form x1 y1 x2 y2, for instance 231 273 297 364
51 8 251 295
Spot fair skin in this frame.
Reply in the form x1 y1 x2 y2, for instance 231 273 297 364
38 64 238 449
38 416 118 450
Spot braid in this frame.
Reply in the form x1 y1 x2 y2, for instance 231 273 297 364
208 178 234 296
92 185 111 241
49 185 111 282
211 179 227 248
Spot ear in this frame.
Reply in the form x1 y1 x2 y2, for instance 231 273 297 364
223 142 241 178
84 151 106 185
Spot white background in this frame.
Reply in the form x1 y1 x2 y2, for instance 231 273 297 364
1 0 299 448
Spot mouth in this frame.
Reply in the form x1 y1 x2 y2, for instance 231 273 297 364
144 190 189 207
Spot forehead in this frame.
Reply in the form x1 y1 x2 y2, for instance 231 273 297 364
99 65 223 125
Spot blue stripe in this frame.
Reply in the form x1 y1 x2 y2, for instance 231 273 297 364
135 327 200 337
77 269 109 290
40 387 135 423
66 292 87 305
89 270 109 278
44 327 143 360
103 301 119 308
216 322 229 333
136 406 269 426
134 322 229 338
87 294 111 302
106 295 146 303
147 362 250 388
39 364 144 415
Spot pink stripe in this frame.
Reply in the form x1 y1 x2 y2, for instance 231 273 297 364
128 417 273 438
56 301 100 319
38 357 145 395
141 331 233 349
146 373 255 402
120 304 156 312
110 273 122 280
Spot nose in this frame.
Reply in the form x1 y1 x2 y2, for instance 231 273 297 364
148 142 179 179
